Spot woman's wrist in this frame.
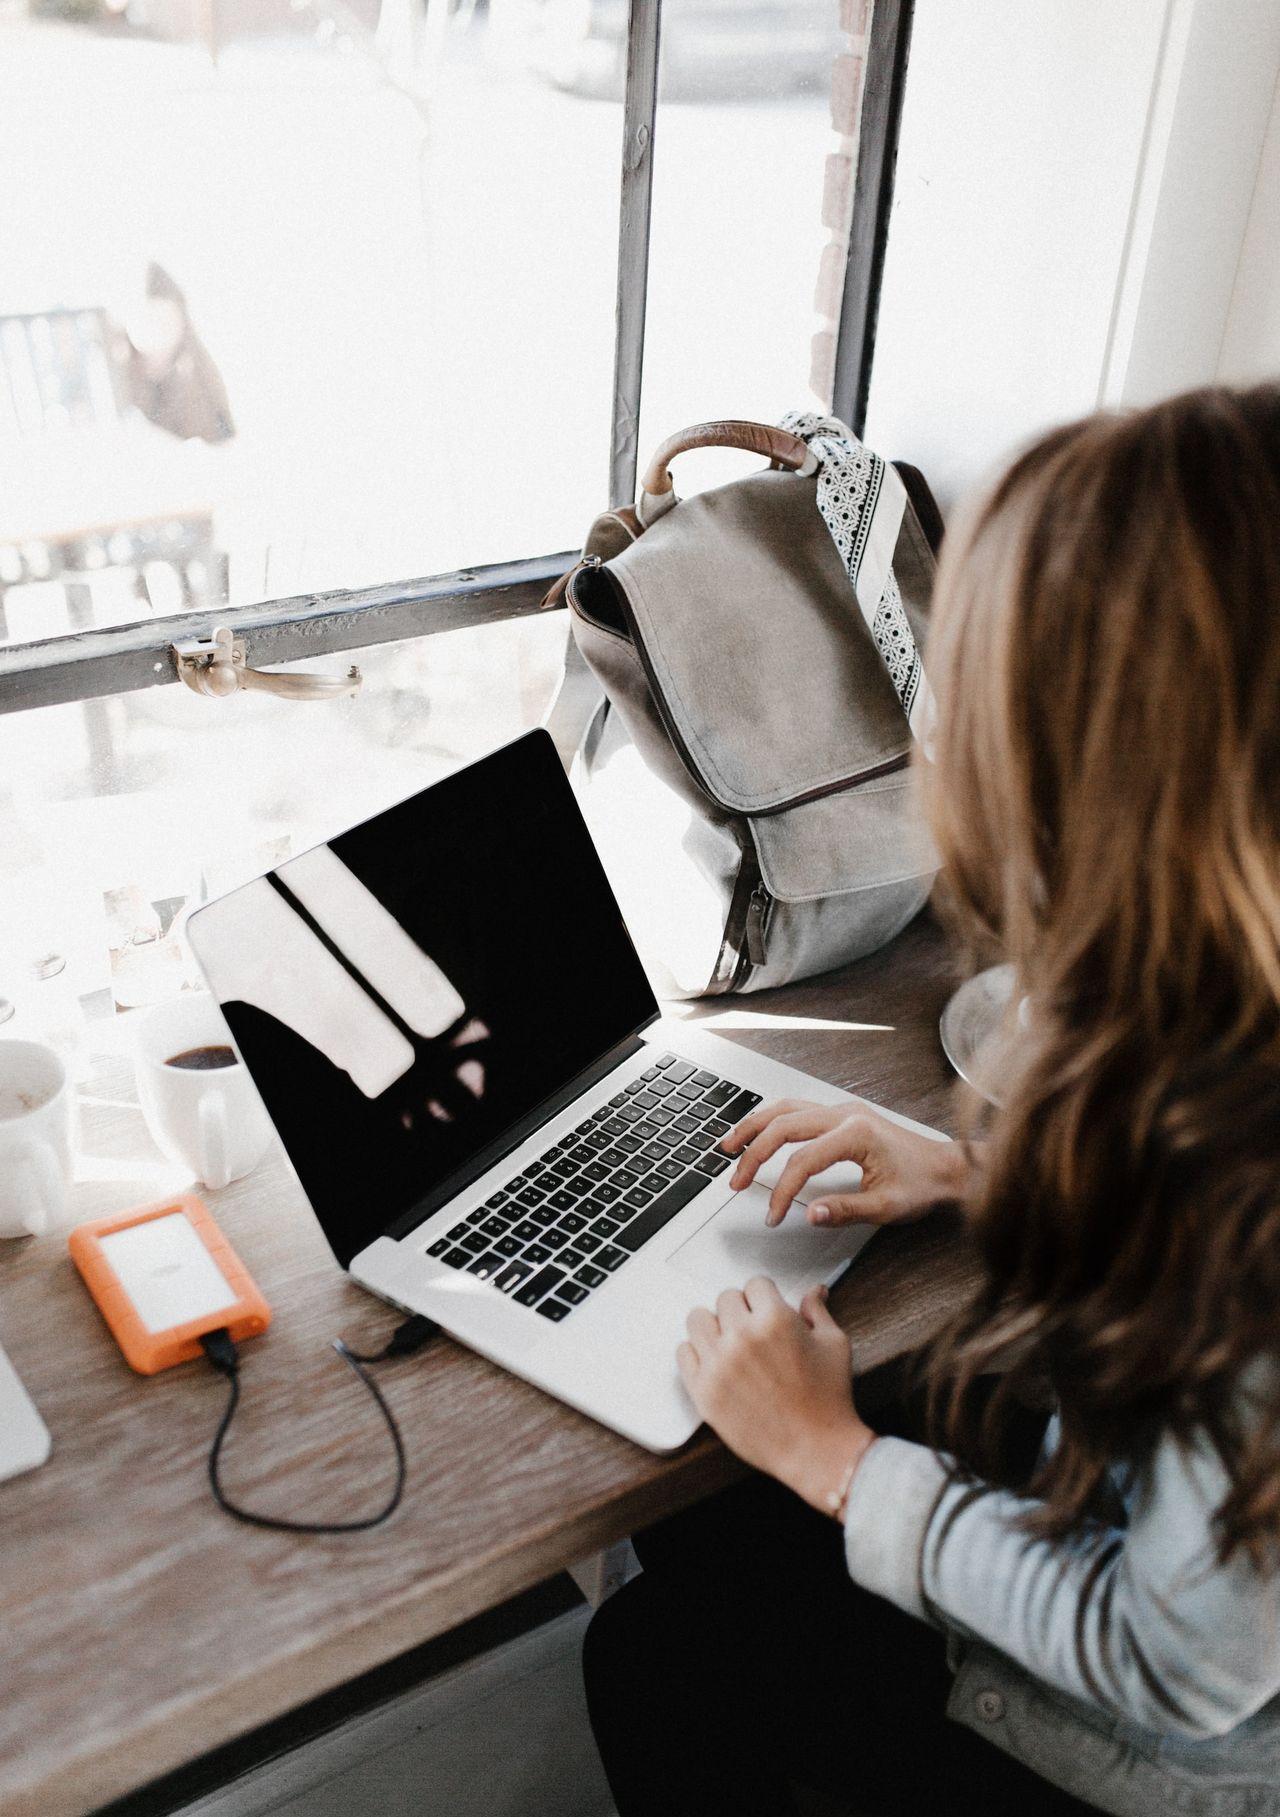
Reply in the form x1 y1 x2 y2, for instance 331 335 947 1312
785 1416 878 1520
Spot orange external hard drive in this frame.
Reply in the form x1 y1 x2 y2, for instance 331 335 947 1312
69 1194 271 1375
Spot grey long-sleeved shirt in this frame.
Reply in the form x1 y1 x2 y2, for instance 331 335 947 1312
843 1399 1280 1815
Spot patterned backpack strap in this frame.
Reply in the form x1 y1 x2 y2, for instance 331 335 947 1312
781 410 937 753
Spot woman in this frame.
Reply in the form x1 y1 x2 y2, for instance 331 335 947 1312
583 385 1280 1817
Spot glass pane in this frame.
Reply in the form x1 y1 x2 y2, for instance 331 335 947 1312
636 0 858 502
0 615 567 1029
0 7 621 649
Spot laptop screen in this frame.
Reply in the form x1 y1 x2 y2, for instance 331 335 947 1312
189 730 658 1267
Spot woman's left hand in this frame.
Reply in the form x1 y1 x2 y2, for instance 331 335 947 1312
676 1277 877 1516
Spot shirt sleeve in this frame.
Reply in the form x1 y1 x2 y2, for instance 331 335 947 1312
842 1422 1280 1740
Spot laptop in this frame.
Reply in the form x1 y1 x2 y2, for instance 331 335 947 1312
187 728 928 1451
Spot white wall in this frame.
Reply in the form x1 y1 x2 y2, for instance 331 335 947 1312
864 0 1280 512
1218 69 1280 384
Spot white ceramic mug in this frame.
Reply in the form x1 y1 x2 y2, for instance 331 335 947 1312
0 1041 74 1238
132 994 273 1190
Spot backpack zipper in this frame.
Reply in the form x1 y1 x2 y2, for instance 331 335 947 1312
744 883 772 966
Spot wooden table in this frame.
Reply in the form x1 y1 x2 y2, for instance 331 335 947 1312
0 913 978 1817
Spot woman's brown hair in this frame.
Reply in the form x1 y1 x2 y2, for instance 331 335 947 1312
921 384 1280 1564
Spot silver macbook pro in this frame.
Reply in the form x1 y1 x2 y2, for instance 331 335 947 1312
188 728 937 1450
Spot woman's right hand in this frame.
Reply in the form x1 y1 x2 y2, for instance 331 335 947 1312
721 1099 972 1229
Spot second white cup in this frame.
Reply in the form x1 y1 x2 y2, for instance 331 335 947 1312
132 994 273 1189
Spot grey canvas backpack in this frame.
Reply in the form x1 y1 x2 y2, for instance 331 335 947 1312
545 416 942 999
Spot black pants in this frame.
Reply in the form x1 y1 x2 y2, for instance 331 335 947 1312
583 1369 1099 1817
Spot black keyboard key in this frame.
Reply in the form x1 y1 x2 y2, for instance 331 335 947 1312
447 1221 470 1241
536 1297 573 1322
577 1263 607 1288
531 1204 558 1227
560 1281 589 1305
494 1260 532 1292
655 1129 682 1149
617 1134 643 1155
648 1107 676 1126
582 1129 611 1152
495 1235 522 1258
597 1245 628 1271
691 1069 719 1088
591 1216 622 1240
664 1060 696 1083
640 1142 667 1162
508 1173 529 1189
561 1211 587 1233
574 1120 596 1137
695 1152 731 1177
600 1117 628 1137
705 1117 731 1138
633 1119 659 1140
512 1219 542 1243
583 1162 609 1183
524 1242 553 1265
672 1113 700 1135
427 1236 450 1256
599 1147 628 1168
579 1196 609 1219
652 1052 678 1069
610 1091 630 1106
686 1126 718 1150
542 1164 573 1186
561 1247 588 1270
442 1246 473 1268
543 1144 565 1160
675 1081 703 1101
687 1098 720 1122
481 1215 511 1239
631 1090 660 1111
701 1081 737 1108
543 1228 570 1250
526 1160 546 1176
575 1231 602 1254
614 1166 641 1188
595 1183 621 1204
461 1231 489 1255
623 1185 656 1208
562 1177 593 1200
548 1190 576 1212
567 1143 595 1164
465 1207 490 1225
641 1065 661 1081
467 1251 505 1280
485 1193 511 1210
618 1171 709 1253
647 1076 676 1096
674 1145 703 1167
615 1105 643 1124
639 1171 670 1193
515 1188 545 1208
656 1158 683 1180
514 1265 565 1307
719 1089 763 1124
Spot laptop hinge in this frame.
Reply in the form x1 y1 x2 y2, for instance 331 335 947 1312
382 1025 654 1248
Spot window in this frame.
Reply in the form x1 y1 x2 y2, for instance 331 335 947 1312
0 0 910 1022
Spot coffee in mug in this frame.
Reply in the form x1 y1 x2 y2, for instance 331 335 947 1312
165 1045 236 1071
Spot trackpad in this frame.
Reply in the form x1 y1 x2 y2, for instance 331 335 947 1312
666 1183 866 1297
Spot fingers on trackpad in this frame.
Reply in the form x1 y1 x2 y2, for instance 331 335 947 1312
752 1150 864 1203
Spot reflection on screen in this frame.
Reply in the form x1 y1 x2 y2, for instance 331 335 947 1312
191 732 657 1267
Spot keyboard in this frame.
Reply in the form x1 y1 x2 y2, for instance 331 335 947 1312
427 1054 762 1323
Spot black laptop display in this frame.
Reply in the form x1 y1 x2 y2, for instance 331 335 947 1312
191 732 657 1267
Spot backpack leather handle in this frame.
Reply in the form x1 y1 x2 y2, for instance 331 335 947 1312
640 420 818 498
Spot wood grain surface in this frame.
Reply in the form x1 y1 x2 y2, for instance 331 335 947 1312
0 911 978 1817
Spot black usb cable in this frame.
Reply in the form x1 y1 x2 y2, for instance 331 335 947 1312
199 1314 439 1534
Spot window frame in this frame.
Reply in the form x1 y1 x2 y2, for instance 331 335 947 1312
0 0 913 721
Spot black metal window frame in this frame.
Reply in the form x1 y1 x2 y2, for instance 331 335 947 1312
0 0 913 720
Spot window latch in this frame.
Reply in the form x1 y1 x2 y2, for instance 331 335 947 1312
171 627 362 702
